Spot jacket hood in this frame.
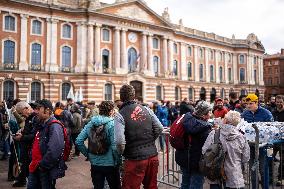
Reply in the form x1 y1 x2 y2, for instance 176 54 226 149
54 109 63 116
90 115 113 126
220 124 241 141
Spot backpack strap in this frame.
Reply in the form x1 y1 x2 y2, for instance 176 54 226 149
47 120 65 128
214 129 221 144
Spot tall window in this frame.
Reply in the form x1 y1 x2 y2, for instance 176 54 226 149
102 28 110 41
241 89 247 96
102 49 110 73
3 80 15 101
188 46 192 56
62 24 71 38
105 83 113 100
153 56 159 76
4 15 15 31
219 52 222 62
220 88 225 99
3 40 15 64
32 20 42 35
199 64 204 80
239 55 245 64
240 68 245 82
228 68 232 81
199 48 203 58
219 66 223 81
153 38 159 49
31 43 41 66
175 87 180 101
61 83 71 101
188 88 194 100
156 86 162 100
254 57 257 64
31 82 41 101
254 69 257 82
62 46 71 68
187 62 192 78
210 50 214 60
173 43 178 54
210 65 214 81
228 54 231 63
173 60 178 76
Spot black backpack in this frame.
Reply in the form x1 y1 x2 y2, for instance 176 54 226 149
88 124 110 155
199 129 226 181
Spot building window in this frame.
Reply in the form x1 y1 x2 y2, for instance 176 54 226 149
3 80 15 101
62 46 71 68
173 60 178 76
275 77 279 85
240 89 248 96
175 86 181 101
188 46 192 56
153 56 159 76
268 68 272 74
254 69 257 82
188 87 194 100
209 50 214 60
128 47 138 73
102 49 110 73
153 38 159 49
228 68 232 81
61 83 71 101
102 28 110 42
210 65 214 81
31 43 41 67
187 62 192 78
199 64 204 80
254 57 257 64
239 55 245 64
62 24 71 39
3 40 15 64
220 88 225 99
31 82 41 101
4 15 15 31
156 86 162 100
240 68 245 82
32 20 42 35
199 48 203 58
173 43 178 54
219 52 222 62
228 54 231 63
219 66 223 81
268 77 272 85
105 83 113 101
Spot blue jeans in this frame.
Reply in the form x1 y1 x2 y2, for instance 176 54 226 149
27 169 56 189
180 167 204 189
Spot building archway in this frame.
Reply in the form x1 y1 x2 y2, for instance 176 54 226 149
200 87 206 101
210 88 216 102
128 47 138 73
130 80 143 100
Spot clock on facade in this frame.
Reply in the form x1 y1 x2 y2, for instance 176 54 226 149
128 32 137 43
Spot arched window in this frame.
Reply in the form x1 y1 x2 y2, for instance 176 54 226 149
175 86 181 101
62 46 71 68
188 46 192 56
210 88 217 103
239 55 245 64
219 66 223 81
200 87 206 101
3 80 15 101
188 87 194 100
173 43 178 54
102 49 110 73
240 68 245 82
220 88 225 99
31 43 41 67
187 62 192 78
32 20 42 35
156 86 162 100
4 15 15 31
128 47 137 72
228 68 232 81
61 83 71 101
199 64 204 80
105 83 113 101
199 48 203 58
62 24 71 38
4 40 15 64
102 28 110 42
31 82 41 101
173 60 178 76
210 65 214 81
153 38 159 49
153 56 159 76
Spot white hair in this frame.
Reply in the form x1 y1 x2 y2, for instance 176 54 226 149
224 110 241 126
15 101 31 113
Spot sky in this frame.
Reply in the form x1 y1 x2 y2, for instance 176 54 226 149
101 0 284 54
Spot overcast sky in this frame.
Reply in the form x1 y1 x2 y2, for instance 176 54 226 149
101 0 284 54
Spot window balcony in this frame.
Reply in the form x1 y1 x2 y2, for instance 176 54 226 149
3 63 16 70
240 81 248 84
30 64 41 71
103 68 114 74
61 66 72 73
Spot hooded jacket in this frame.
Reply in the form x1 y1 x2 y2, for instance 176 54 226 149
202 124 250 188
76 115 120 166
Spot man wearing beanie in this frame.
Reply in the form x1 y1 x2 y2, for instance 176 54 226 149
175 100 212 189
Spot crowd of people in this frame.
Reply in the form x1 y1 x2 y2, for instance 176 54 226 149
0 85 283 189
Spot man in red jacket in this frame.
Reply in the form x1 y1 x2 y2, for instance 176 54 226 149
213 98 228 118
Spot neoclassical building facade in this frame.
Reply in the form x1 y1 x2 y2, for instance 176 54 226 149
0 0 265 103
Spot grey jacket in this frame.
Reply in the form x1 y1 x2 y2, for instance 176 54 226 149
202 124 250 188
71 112 83 134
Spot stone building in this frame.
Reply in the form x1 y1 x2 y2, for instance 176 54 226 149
263 49 284 99
0 0 265 103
